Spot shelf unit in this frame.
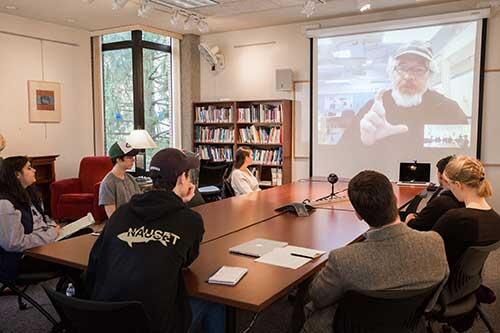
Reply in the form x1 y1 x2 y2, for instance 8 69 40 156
193 100 292 186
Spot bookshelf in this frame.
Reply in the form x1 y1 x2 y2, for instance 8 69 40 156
193 100 292 187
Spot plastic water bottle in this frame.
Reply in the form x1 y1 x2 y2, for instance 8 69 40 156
65 283 75 297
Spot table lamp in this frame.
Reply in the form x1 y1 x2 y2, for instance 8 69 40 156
126 129 157 176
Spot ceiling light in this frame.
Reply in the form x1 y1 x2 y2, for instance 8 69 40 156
358 0 371 12
301 0 316 18
184 15 196 30
81 0 95 3
112 0 129 10
170 10 180 25
197 19 209 33
152 0 218 10
138 0 154 17
65 18 77 23
5 5 17 10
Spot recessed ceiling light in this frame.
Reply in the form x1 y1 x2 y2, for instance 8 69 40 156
5 5 17 10
65 18 77 23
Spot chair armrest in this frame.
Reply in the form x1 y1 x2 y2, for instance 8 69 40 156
50 178 81 219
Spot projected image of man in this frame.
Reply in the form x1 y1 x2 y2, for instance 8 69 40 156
358 41 468 146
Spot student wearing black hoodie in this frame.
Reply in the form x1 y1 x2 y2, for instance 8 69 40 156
86 148 224 333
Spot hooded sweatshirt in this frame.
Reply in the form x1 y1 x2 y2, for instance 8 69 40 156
86 190 204 333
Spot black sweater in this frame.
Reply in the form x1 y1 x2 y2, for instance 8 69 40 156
86 190 204 333
433 208 500 269
408 190 464 231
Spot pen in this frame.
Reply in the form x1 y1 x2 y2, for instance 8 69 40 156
290 253 315 259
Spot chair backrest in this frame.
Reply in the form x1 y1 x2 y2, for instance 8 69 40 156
440 240 500 306
333 287 437 333
198 161 231 188
222 168 235 198
44 286 151 333
79 157 113 193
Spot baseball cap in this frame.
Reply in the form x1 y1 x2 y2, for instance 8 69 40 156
108 141 139 159
394 40 433 61
150 148 200 184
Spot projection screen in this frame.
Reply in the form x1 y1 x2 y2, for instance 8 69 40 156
309 10 488 181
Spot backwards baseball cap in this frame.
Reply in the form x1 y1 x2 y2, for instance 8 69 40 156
108 141 139 159
149 148 200 184
394 40 433 62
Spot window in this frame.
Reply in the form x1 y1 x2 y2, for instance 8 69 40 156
102 30 173 168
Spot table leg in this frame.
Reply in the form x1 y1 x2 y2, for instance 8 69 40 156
225 306 236 333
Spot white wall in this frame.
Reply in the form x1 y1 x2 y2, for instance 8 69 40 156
200 7 500 209
200 23 310 181
0 13 94 179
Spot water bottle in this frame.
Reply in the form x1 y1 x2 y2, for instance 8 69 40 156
65 283 75 297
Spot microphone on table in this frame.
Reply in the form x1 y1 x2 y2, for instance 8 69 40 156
315 173 342 202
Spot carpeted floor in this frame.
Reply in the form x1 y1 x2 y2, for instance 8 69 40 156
1 249 499 333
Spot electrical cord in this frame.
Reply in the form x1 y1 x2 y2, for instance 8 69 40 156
240 312 259 333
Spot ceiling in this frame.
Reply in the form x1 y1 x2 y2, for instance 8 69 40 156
0 0 486 35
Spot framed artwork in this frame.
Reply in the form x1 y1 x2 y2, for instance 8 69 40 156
28 80 62 123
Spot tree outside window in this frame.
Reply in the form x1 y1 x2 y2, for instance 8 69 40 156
102 30 173 169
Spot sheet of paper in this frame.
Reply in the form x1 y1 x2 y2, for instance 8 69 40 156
255 248 311 269
283 245 326 258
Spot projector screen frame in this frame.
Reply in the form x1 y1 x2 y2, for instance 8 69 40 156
307 15 489 178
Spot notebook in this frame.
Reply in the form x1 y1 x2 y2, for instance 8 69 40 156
208 266 248 286
229 238 288 257
397 162 431 186
56 213 95 241
255 245 326 269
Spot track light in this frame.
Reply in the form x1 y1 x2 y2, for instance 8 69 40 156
197 19 209 33
301 0 316 18
138 0 154 17
112 0 129 10
184 15 196 30
358 0 371 12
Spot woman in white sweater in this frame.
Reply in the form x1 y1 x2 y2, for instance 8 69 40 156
230 147 261 196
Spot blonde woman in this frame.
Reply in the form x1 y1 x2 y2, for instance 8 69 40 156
230 147 261 196
433 156 500 269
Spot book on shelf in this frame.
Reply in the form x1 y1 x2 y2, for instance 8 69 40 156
237 104 283 123
238 125 282 144
195 126 234 143
195 105 233 123
271 168 283 186
196 145 233 162
250 148 282 165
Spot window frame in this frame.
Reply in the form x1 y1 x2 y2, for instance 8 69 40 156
101 30 173 151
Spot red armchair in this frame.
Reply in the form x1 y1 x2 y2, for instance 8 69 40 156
51 156 113 223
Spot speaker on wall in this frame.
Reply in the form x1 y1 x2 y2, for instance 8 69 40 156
276 69 293 91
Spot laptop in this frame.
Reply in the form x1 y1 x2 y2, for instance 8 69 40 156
229 238 288 258
397 162 431 186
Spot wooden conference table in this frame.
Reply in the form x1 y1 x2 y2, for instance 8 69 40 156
25 179 423 329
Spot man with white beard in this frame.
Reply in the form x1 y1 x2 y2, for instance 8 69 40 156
356 40 467 146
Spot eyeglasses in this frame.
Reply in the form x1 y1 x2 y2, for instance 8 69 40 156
394 65 429 76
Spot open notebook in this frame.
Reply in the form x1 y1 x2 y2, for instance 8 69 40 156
56 213 95 241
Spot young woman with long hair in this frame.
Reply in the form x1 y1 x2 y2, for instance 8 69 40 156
230 147 261 196
0 156 60 282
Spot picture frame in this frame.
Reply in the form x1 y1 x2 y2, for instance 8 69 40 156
28 80 62 123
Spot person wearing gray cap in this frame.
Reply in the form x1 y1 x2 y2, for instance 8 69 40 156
356 40 467 146
86 148 224 333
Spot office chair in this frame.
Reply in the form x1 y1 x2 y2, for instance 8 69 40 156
1 271 62 326
43 286 151 333
334 286 437 333
429 240 500 333
222 167 235 198
198 161 231 202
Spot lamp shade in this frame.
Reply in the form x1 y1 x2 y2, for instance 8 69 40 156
126 129 157 149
